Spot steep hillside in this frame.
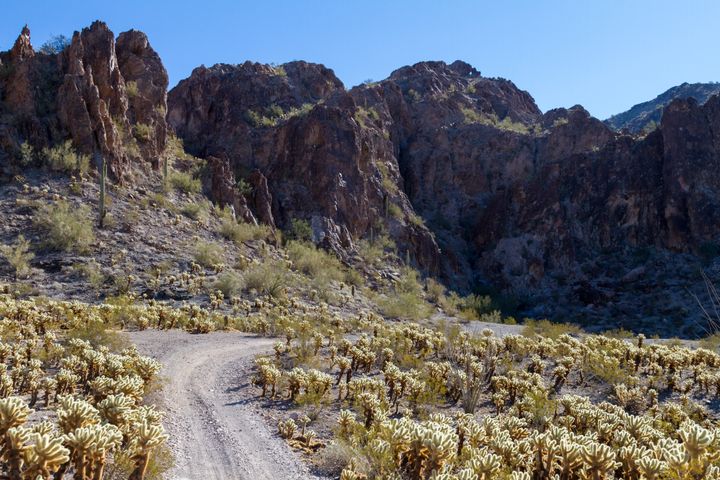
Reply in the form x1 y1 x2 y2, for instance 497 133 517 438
605 82 720 133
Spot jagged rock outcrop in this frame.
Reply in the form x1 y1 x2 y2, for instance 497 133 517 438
248 170 275 228
168 61 441 270
5 20 719 333
206 155 256 224
0 21 168 180
116 30 169 169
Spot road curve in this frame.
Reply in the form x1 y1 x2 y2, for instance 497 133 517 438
125 330 320 480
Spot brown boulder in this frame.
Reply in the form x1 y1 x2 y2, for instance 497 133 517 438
248 170 275 228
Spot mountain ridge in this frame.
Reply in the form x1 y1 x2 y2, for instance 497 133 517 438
605 81 720 132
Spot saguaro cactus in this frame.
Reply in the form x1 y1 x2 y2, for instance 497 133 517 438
99 154 107 228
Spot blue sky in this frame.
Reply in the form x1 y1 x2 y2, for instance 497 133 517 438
2 0 719 119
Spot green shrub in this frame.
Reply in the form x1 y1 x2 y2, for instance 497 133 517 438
213 271 245 298
387 203 403 219
357 234 396 267
272 65 287 77
38 35 70 55
34 200 94 253
378 267 432 320
41 140 90 175
193 241 224 268
354 107 380 129
126 80 139 98
425 278 446 303
461 107 483 124
289 239 364 302
699 333 720 351
133 123 153 142
111 116 142 159
376 161 398 195
245 110 276 128
408 213 424 226
601 328 636 339
165 133 192 161
438 291 463 316
219 220 270 244
72 260 106 293
461 109 531 134
522 319 582 339
464 294 494 316
286 218 313 243
169 170 202 194
379 292 433 320
18 141 34 166
0 235 34 279
287 241 345 282
236 178 253 196
244 261 290 297
181 201 210 221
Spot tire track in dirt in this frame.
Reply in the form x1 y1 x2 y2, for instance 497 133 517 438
126 330 321 480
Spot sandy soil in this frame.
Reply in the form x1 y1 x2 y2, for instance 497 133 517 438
125 330 321 480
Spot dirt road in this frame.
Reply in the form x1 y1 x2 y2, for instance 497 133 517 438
126 330 321 480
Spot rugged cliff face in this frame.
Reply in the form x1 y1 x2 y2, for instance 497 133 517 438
168 61 442 270
168 59 720 334
0 22 168 180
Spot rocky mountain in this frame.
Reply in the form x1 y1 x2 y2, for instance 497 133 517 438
169 59 720 334
605 82 720 133
3 22 720 335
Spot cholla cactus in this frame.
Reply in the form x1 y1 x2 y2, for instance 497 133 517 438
255 363 281 398
98 394 134 429
336 356 352 385
637 456 667 480
286 368 307 401
5 426 31 478
23 433 70 479
127 421 168 480
64 423 123 479
56 396 100 434
581 442 618 480
278 418 297 439
0 397 32 438
403 422 457 479
463 447 502 479
356 392 382 428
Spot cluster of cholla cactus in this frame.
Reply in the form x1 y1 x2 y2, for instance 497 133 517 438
337 405 720 479
11 264 720 479
0 294 167 479
252 301 720 479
